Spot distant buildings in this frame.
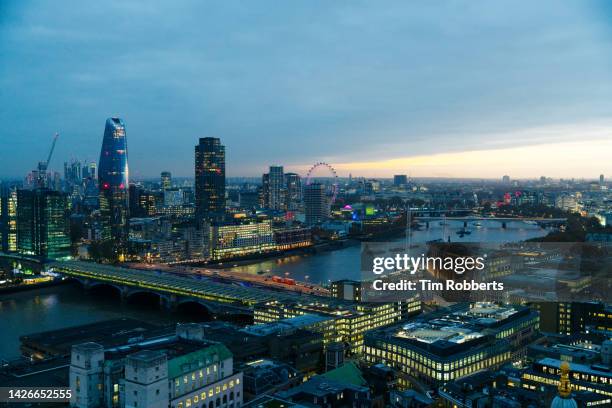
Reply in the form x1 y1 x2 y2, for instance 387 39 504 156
304 183 328 225
161 171 172 190
555 194 580 213
16 188 70 259
195 137 226 223
260 168 302 212
393 175 407 187
98 118 130 258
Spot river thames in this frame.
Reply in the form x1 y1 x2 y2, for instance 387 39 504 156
0 220 547 360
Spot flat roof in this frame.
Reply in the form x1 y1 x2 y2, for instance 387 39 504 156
243 314 332 336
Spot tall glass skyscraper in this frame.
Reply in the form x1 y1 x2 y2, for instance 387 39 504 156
0 187 18 252
195 137 225 222
16 188 70 259
98 117 129 258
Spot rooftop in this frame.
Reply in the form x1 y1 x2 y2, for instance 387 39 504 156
243 314 332 336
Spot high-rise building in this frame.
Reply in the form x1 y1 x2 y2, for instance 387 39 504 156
393 174 408 186
16 188 70 259
304 183 328 225
161 171 172 190
98 118 129 258
502 175 511 184
86 162 96 180
0 187 18 252
195 137 225 222
600 174 605 186
285 172 302 211
266 165 285 210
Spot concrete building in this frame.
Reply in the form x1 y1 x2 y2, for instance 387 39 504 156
304 183 328 225
69 324 243 408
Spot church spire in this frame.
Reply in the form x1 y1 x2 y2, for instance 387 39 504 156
558 361 572 398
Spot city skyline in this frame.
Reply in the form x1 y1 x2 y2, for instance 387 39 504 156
2 1 612 179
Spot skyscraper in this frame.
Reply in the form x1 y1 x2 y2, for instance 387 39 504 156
267 165 285 210
195 137 225 222
16 188 70 259
161 171 172 190
285 172 302 211
393 174 408 186
98 117 129 258
304 183 328 225
0 187 18 252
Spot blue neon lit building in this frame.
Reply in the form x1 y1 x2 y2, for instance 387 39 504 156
98 117 129 258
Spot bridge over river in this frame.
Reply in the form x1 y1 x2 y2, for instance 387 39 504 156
50 260 319 316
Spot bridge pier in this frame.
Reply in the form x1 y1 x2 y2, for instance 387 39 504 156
501 222 507 229
120 287 129 302
160 294 178 311
463 221 468 228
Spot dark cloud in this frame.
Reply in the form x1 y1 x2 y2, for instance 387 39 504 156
1 0 611 178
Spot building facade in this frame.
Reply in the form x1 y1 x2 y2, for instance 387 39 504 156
98 118 129 258
0 188 18 252
16 188 70 259
195 138 226 222
304 183 328 225
70 324 244 408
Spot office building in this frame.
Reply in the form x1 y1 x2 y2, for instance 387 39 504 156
98 118 129 258
163 188 183 207
284 172 301 211
195 137 226 222
209 220 275 261
272 227 312 251
0 188 18 252
262 166 285 210
304 183 328 225
330 280 362 302
393 174 408 186
69 324 243 408
523 358 611 399
537 302 607 336
161 171 172 190
16 188 70 259
363 303 539 386
254 298 421 353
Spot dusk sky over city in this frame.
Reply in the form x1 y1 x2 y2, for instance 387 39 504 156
1 0 612 179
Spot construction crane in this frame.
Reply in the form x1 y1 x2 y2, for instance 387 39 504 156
37 132 59 188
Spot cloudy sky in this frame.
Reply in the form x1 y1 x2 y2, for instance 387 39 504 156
1 0 611 179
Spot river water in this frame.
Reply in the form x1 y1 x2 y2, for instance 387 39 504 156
0 220 547 360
